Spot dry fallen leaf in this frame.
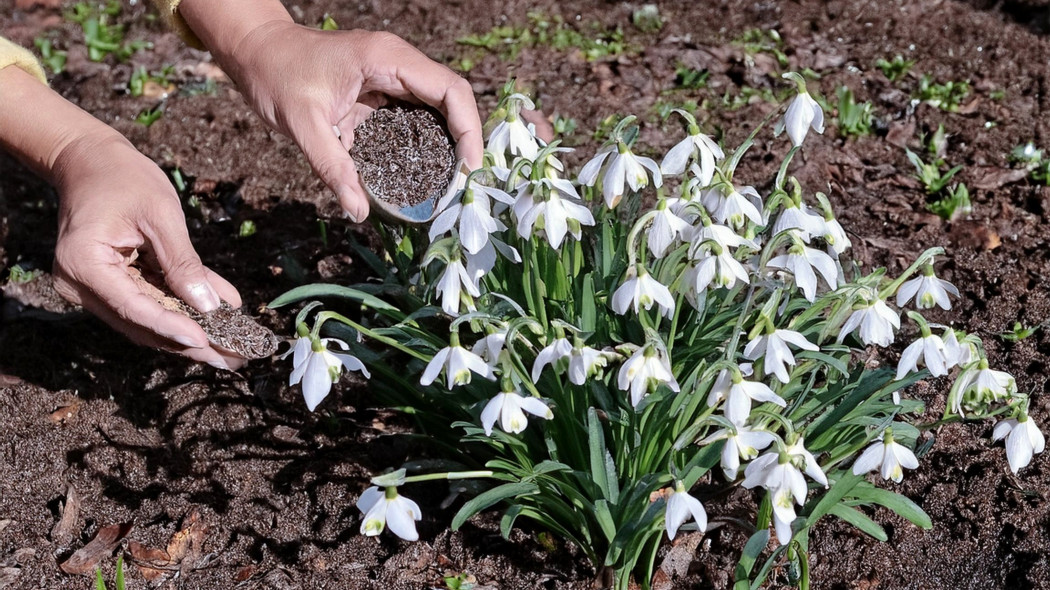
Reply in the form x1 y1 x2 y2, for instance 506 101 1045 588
127 509 210 582
49 400 82 425
49 484 81 548
59 522 133 575
127 541 172 582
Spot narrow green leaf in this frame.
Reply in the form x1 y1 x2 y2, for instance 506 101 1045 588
115 555 125 590
268 283 400 313
95 567 106 590
451 482 539 529
733 529 770 589
499 504 524 539
828 504 888 541
848 485 932 529
805 469 863 526
594 499 617 543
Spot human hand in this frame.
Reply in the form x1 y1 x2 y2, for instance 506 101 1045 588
50 131 245 369
180 3 483 223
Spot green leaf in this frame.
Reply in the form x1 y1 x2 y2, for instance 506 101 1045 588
580 273 597 332
828 504 888 541
587 408 618 503
500 504 524 538
95 567 107 590
451 482 539 529
848 484 932 529
115 555 125 590
733 529 770 589
594 499 617 543
804 469 863 526
267 283 401 313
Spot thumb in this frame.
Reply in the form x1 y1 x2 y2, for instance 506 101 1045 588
293 113 370 222
144 215 222 314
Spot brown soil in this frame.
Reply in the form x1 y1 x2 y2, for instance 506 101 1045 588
351 106 456 209
3 1 1050 589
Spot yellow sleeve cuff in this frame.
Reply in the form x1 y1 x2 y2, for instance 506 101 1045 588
0 37 48 85
149 0 205 50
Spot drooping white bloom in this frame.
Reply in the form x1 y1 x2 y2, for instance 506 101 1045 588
786 436 828 488
472 331 507 366
617 344 680 407
463 236 520 285
648 200 692 258
664 483 708 540
513 177 595 249
532 337 573 382
776 81 825 147
480 391 553 436
950 360 1016 415
579 142 663 208
992 416 1046 473
852 432 919 483
943 329 975 369
282 336 371 412
690 222 759 254
420 343 496 389
430 182 515 255
896 272 959 310
435 257 481 317
684 247 751 296
486 93 541 164
744 329 819 384
773 202 827 243
699 422 776 480
838 293 900 347
357 486 422 541
611 266 676 319
767 242 839 302
661 130 724 185
821 215 851 255
702 184 764 230
568 345 608 386
717 374 787 425
742 451 808 545
896 333 951 379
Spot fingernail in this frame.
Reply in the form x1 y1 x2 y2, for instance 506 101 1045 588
345 210 361 223
188 282 221 313
332 125 342 139
208 360 233 371
170 333 204 349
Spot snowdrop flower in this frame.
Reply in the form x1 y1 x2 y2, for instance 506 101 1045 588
773 201 827 243
617 343 680 407
710 370 787 425
463 236 520 284
435 257 481 317
775 72 824 147
950 359 1016 415
430 181 514 255
612 265 676 319
357 486 422 541
838 290 900 347
660 113 724 185
481 389 553 436
786 436 828 488
420 341 495 389
699 422 775 480
514 177 595 249
943 329 975 369
744 329 819 384
896 267 959 310
472 331 507 366
647 199 692 258
852 430 919 483
532 337 573 382
896 332 951 379
690 221 759 255
817 201 851 255
664 482 708 540
684 246 751 296
742 450 808 545
282 336 371 411
993 414 1046 473
486 93 541 164
568 345 608 386
767 240 839 302
702 184 764 230
579 131 663 208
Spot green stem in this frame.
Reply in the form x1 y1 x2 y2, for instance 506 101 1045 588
316 311 431 362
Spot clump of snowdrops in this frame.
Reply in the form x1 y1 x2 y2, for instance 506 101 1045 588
270 74 1042 589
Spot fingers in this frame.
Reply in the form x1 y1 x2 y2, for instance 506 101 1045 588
205 267 242 308
142 210 222 314
293 112 370 222
335 102 378 152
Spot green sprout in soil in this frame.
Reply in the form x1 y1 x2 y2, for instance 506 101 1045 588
906 149 962 195
65 0 151 62
135 105 164 127
672 65 710 90
1001 322 1040 342
94 555 125 590
631 4 663 33
128 65 175 97
733 28 789 67
6 264 42 284
238 220 258 238
834 86 874 138
915 74 971 111
457 12 630 62
722 85 788 111
651 99 699 122
906 128 970 220
553 114 578 137
320 14 339 30
33 36 67 75
1008 142 1050 185
444 572 477 590
926 183 971 221
875 55 915 82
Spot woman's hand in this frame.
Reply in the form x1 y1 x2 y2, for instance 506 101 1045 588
178 0 483 223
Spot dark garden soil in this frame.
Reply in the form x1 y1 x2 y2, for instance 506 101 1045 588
3 0 1050 588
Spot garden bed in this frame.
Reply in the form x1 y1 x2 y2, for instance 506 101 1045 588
2 0 1050 588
